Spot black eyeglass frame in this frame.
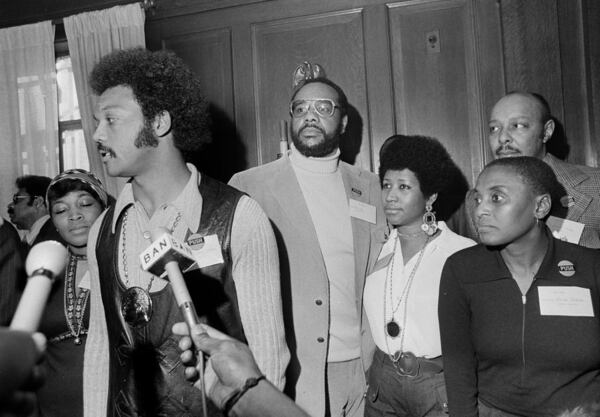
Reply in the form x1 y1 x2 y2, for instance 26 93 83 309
11 195 33 205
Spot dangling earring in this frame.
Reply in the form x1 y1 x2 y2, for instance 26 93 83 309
421 204 438 236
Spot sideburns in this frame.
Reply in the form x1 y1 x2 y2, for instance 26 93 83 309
134 121 159 148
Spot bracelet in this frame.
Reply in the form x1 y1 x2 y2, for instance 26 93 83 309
222 375 266 416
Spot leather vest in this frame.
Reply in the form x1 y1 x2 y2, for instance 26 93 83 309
95 175 245 417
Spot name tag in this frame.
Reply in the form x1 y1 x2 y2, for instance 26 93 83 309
78 271 91 290
189 234 224 269
546 216 584 244
349 199 376 224
538 286 594 317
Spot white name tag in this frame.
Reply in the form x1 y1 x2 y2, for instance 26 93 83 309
538 286 594 317
349 199 376 224
190 234 224 269
78 271 91 290
546 216 585 244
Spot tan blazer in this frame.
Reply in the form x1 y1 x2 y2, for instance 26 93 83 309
229 156 385 417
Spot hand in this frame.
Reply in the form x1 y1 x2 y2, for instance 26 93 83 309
172 322 262 408
0 331 46 417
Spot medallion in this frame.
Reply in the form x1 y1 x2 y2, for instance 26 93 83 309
121 286 153 327
386 320 400 338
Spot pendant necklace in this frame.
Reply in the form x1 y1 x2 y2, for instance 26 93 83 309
119 210 155 327
63 251 89 345
119 209 182 327
383 230 430 339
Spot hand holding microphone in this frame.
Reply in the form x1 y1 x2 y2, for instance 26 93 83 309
140 228 207 416
10 241 67 332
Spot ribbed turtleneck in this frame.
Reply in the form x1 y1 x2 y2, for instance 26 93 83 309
289 143 360 362
289 143 340 174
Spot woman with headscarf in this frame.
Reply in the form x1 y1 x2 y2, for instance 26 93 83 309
36 169 108 417
364 134 475 417
439 156 600 416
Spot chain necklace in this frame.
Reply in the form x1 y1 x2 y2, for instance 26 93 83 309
383 230 430 342
119 208 182 327
63 252 89 345
396 229 423 239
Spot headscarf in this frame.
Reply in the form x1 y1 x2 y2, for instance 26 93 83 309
46 169 109 209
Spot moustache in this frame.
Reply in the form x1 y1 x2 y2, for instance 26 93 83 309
300 123 325 134
97 143 115 157
495 145 520 156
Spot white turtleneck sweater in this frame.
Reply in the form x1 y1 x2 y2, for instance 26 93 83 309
289 145 360 362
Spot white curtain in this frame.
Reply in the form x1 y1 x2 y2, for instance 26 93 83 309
64 4 145 197
0 21 57 218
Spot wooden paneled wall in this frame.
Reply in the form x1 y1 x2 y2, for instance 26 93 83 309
147 0 507 184
499 0 599 166
1 0 597 181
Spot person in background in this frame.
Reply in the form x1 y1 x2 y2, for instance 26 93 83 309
0 217 25 325
84 47 288 417
35 169 108 417
229 62 385 417
7 175 65 251
440 156 600 417
173 322 311 417
363 135 474 417
486 92 600 248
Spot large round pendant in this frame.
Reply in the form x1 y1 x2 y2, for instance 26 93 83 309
386 320 400 338
121 286 153 327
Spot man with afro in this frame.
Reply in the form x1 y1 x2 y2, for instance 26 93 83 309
83 47 289 417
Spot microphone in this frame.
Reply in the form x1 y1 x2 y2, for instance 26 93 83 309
10 240 68 331
140 229 207 416
139 229 199 327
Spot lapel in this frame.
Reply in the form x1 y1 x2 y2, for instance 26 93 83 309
545 154 592 223
268 159 327 275
340 163 374 306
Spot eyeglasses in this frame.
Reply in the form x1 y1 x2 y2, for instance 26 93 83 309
289 99 340 118
11 195 31 205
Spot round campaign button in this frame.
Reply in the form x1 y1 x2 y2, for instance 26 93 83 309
557 260 575 277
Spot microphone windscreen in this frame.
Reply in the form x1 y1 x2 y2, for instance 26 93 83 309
25 240 69 277
10 241 68 331
140 229 195 277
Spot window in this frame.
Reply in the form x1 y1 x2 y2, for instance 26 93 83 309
56 34 89 172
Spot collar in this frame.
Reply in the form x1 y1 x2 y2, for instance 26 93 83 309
289 143 340 174
372 221 452 273
111 163 203 234
25 214 50 245
475 227 557 283
543 153 589 187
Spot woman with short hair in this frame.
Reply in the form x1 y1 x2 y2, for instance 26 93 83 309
439 156 600 416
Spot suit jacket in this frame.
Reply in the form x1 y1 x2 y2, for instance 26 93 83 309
0 219 25 326
30 217 65 249
229 156 384 417
544 153 600 249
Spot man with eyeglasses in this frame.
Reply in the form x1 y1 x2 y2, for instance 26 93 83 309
7 175 64 251
230 62 384 417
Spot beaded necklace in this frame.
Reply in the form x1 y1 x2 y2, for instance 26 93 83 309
63 252 89 345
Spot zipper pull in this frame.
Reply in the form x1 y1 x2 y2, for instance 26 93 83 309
522 295 526 305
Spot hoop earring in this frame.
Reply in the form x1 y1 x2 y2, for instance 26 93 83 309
421 204 438 236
